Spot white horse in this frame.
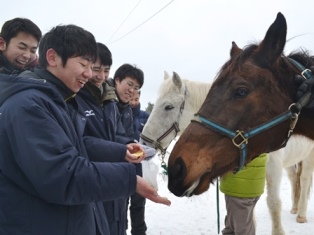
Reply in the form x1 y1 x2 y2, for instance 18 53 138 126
266 137 314 235
141 71 210 153
140 71 314 235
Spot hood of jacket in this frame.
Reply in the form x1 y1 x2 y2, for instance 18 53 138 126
0 68 73 107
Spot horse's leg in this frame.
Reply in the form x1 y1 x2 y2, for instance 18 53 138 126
296 156 314 223
266 152 285 235
285 164 299 214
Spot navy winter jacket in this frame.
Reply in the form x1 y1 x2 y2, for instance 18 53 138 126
0 70 137 235
107 78 142 176
77 82 130 235
0 53 31 75
132 103 149 141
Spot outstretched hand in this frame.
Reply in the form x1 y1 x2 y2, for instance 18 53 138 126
136 176 171 206
295 66 314 109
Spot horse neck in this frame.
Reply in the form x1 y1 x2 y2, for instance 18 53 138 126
295 111 314 140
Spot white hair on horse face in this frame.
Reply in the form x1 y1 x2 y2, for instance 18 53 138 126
141 71 211 151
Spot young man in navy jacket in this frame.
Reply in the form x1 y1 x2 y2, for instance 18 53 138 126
0 17 41 75
107 64 148 235
77 43 147 235
0 25 170 235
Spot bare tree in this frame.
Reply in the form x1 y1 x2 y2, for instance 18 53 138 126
145 102 154 114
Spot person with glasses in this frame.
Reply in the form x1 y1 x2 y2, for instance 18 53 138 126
77 43 153 235
107 63 147 235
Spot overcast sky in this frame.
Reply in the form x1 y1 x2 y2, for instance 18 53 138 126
2 0 314 108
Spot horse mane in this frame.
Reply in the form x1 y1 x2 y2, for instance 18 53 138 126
158 76 211 108
215 43 314 92
288 49 314 67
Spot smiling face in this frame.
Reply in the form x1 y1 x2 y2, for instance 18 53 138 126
115 77 140 103
89 58 111 88
129 91 140 108
0 31 39 69
47 49 93 93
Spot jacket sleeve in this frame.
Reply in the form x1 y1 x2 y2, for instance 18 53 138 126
83 136 127 162
115 135 136 145
0 95 137 205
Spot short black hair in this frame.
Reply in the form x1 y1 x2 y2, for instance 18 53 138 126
0 17 42 44
97 42 112 66
113 63 144 88
38 24 97 68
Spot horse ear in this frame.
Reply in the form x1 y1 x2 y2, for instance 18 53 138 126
164 71 170 80
172 71 182 89
255 12 287 67
230 41 242 57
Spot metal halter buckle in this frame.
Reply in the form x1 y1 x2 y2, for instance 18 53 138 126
232 130 248 148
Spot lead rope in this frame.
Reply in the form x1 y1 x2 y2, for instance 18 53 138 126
216 178 220 234
160 151 168 175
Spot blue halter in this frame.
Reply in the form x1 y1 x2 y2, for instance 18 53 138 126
193 110 296 173
193 58 313 173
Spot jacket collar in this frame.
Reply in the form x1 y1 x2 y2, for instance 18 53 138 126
34 67 76 102
0 53 23 75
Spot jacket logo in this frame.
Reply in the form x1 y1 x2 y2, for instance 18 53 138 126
84 110 95 116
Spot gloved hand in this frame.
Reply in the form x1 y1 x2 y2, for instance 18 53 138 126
295 66 314 109
140 144 157 160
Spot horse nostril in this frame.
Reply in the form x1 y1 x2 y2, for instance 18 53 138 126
168 157 187 196
171 158 186 180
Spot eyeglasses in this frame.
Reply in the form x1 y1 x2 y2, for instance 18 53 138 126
123 80 140 91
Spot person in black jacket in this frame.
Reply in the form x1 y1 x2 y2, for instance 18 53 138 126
0 17 41 75
0 24 170 235
108 64 147 235
77 43 148 235
129 90 149 141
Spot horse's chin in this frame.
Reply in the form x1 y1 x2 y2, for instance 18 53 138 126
183 171 211 197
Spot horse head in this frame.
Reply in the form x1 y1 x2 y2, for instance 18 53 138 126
168 12 314 197
140 71 210 154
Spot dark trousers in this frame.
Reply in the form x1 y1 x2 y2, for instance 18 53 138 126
127 192 147 235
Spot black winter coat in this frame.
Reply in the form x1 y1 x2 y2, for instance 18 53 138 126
77 82 131 235
0 70 137 235
132 103 149 141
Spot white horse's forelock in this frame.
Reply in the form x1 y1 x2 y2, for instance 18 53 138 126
158 74 211 110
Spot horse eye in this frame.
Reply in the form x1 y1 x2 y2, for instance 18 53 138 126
165 105 174 111
235 87 249 97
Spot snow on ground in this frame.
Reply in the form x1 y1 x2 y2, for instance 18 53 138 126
127 157 314 235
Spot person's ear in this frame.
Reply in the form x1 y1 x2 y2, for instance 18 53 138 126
46 48 58 67
115 78 120 86
0 37 7 51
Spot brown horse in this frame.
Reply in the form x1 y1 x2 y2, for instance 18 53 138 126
168 12 314 197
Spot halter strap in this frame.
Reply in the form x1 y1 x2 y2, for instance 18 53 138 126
140 85 186 149
193 108 296 173
288 58 314 109
140 85 187 171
